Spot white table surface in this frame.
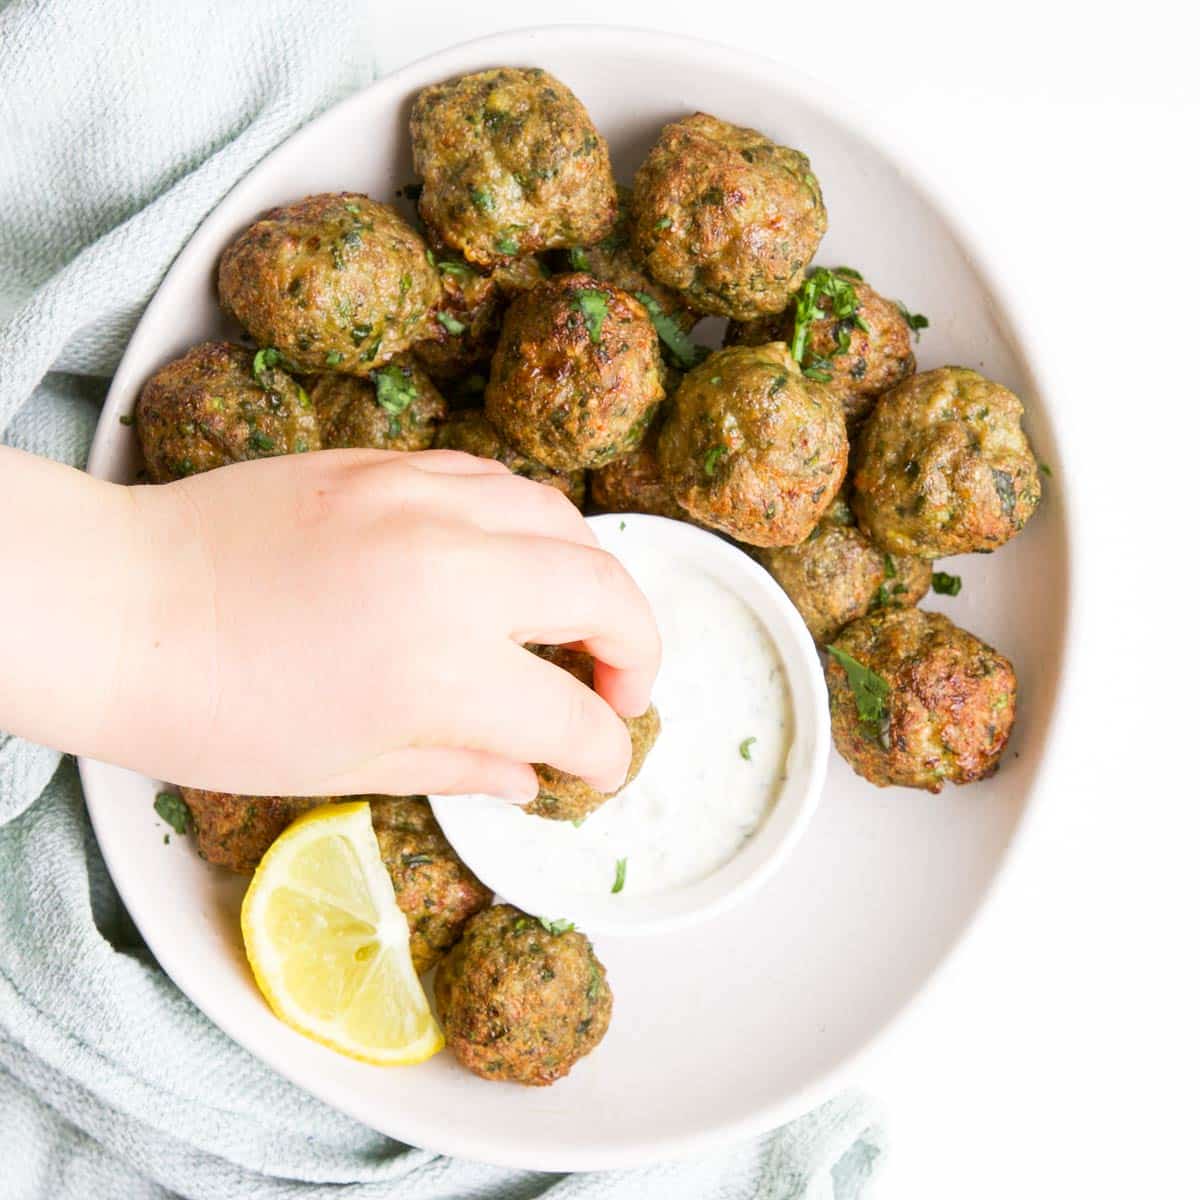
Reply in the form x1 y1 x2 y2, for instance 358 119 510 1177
371 3 1198 1194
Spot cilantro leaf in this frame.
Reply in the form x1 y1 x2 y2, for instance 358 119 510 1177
895 299 929 338
611 858 627 894
436 310 467 336
373 364 419 414
634 291 706 369
153 791 192 836
572 288 609 343
739 736 756 761
539 917 575 936
931 571 962 596
826 644 890 740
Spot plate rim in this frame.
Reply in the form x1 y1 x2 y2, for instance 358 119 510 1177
81 23 1079 1171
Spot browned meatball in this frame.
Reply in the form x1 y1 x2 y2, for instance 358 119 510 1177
631 113 826 320
434 409 585 508
657 343 848 546
434 904 613 1086
726 268 917 426
588 415 693 522
827 608 1017 791
310 361 446 452
137 341 320 482
852 367 1041 557
369 795 493 975
485 273 665 469
561 186 698 332
410 252 545 384
179 788 324 873
755 516 931 643
525 645 661 822
217 193 440 375
411 68 618 268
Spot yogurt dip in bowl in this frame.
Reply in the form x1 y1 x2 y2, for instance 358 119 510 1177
431 513 829 937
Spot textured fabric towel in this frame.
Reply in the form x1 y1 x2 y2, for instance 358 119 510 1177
0 2 888 1195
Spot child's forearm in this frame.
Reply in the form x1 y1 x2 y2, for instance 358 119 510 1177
0 447 150 758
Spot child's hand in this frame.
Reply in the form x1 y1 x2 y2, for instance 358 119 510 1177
0 447 659 803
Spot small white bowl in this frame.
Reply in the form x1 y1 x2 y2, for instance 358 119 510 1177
431 513 830 937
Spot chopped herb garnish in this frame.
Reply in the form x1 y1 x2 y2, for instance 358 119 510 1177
1039 462 1053 477
826 644 890 741
325 350 344 366
345 202 361 215
252 346 282 382
568 247 591 272
790 268 866 369
248 430 275 453
633 290 706 369
401 853 433 867
572 289 609 343
539 917 575 936
436 310 467 336
883 553 897 579
119 414 133 426
931 571 962 596
469 186 495 213
619 520 626 531
494 235 520 255
571 818 586 828
437 259 475 279
611 858 627 894
654 216 672 230
373 364 418 414
153 791 192 836
833 266 863 280
895 299 929 338
739 736 757 761
703 445 727 476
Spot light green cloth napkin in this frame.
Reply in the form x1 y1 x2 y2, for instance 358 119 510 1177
0 2 888 1195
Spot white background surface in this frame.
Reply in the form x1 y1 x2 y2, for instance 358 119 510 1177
370 4 1197 1195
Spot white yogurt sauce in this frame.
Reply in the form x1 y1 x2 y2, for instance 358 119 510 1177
456 534 795 901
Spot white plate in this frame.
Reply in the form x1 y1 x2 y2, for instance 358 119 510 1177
432 512 830 938
82 27 1072 1172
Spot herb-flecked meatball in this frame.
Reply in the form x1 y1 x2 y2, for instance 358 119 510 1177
179 788 323 873
411 253 545 384
852 367 1041 557
310 361 446 452
827 608 1017 791
631 113 826 320
726 268 916 426
525 645 660 822
434 904 613 1086
369 795 493 975
657 342 847 546
137 341 320 482
561 187 697 332
217 193 440 375
754 501 931 643
411 68 618 269
588 414 692 522
434 409 585 508
485 273 665 470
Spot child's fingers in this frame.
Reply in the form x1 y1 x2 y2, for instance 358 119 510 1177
495 537 662 718
317 745 539 804
397 449 512 476
442 474 597 545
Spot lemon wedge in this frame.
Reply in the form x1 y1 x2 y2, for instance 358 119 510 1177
241 801 443 1065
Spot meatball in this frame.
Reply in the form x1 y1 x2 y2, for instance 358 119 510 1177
137 341 319 482
852 367 1041 557
217 193 440 375
588 414 693 522
179 788 324 873
631 113 826 320
434 904 613 1086
411 68 618 269
754 519 932 643
410 252 545 384
485 273 665 469
827 608 1017 791
370 795 493 975
310 361 446 452
561 186 697 332
657 342 848 546
525 645 661 822
434 409 585 508
726 268 916 426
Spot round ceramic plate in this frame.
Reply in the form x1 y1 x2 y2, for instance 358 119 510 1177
82 27 1071 1172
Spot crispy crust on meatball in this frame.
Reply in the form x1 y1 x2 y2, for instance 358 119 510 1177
434 904 613 1086
179 788 324 873
217 193 439 375
411 68 618 269
137 341 320 482
434 409 585 508
369 795 493 975
852 367 1041 557
754 522 932 643
657 342 848 546
726 270 916 426
588 414 693 522
310 362 446 452
485 273 665 470
631 113 826 320
524 645 660 822
827 608 1017 791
